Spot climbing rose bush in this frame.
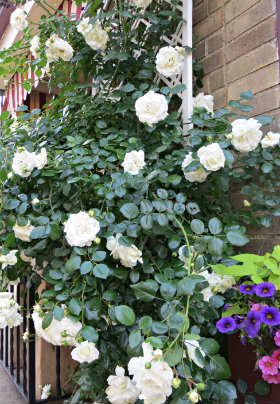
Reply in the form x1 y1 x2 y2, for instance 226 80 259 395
0 1 279 403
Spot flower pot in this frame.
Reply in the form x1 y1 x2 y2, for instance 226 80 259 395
228 334 280 403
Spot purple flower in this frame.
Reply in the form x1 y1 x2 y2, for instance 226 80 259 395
260 307 280 326
234 315 245 329
245 310 261 338
241 336 247 346
216 317 236 333
270 326 278 337
239 284 256 295
223 304 231 312
256 282 276 298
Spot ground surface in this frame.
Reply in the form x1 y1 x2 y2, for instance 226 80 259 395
0 366 26 404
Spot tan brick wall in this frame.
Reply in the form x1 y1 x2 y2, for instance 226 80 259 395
193 0 280 253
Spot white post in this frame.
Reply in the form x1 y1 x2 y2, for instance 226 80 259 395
182 0 193 135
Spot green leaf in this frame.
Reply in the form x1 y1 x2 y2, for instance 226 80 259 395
49 223 62 240
254 380 270 396
81 325 99 342
170 84 186 94
49 269 62 280
208 218 223 235
261 162 273 173
164 345 183 366
139 316 152 330
256 115 274 126
208 237 224 256
65 256 81 273
120 203 139 219
29 226 47 240
92 251 106 262
69 298 83 316
0 110 10 121
115 305 135 326
177 276 204 296
53 306 64 321
200 338 220 354
215 381 237 402
238 105 253 112
122 83 135 92
42 312 53 330
80 261 93 274
141 215 153 230
93 263 110 279
209 354 231 380
240 90 254 100
228 100 240 108
190 219 204 235
131 280 158 302
129 329 141 348
146 336 163 348
226 229 249 246
237 378 247 394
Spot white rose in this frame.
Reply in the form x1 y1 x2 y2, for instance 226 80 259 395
106 234 143 268
6 307 22 327
128 343 173 404
77 17 92 36
134 0 152 8
33 148 47 169
182 153 208 183
197 143 225 172
46 35 73 62
106 366 139 404
41 385 51 400
13 221 34 242
32 198 40 205
135 91 168 126
231 118 262 152
218 275 235 294
30 35 40 59
7 172 13 179
122 150 146 175
184 340 205 368
10 8 28 31
12 149 36 177
64 211 100 247
193 93 214 114
156 46 184 78
71 341 99 363
200 270 234 298
189 391 200 403
261 132 280 148
0 315 7 328
83 22 109 51
0 249 18 269
201 287 215 302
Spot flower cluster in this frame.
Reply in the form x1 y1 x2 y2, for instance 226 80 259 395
0 292 22 329
71 341 99 363
45 34 74 63
200 270 235 302
122 150 146 175
10 8 28 31
106 233 143 268
155 46 184 78
64 211 100 247
259 351 280 384
12 148 47 177
77 18 109 51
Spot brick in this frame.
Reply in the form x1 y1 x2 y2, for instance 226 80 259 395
202 49 224 74
227 40 278 83
213 88 226 109
226 0 276 42
193 1 208 25
245 87 280 116
228 62 279 100
226 16 276 62
193 0 204 7
201 76 210 93
194 40 206 60
209 69 224 92
225 0 262 23
194 9 223 41
243 238 280 255
207 31 224 54
209 0 223 13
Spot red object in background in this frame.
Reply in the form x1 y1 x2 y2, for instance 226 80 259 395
228 334 280 403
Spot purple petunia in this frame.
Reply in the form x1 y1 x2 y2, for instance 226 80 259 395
260 307 280 326
245 310 261 338
234 315 245 329
241 336 247 346
216 317 236 333
239 284 256 295
256 282 276 298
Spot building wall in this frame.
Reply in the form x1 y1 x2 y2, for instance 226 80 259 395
193 0 280 254
193 0 280 133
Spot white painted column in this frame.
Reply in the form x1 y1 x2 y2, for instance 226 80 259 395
182 0 193 134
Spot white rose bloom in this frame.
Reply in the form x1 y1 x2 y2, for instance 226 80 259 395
12 149 36 177
0 315 7 328
197 143 225 172
7 172 13 179
30 35 40 59
106 234 143 268
10 8 28 31
6 307 22 327
184 340 205 368
261 132 280 148
33 148 47 169
217 275 235 294
193 93 214 114
189 391 200 403
41 385 51 400
71 341 99 363
182 153 208 183
122 150 146 175
134 0 152 8
64 211 100 247
156 46 184 78
231 118 262 152
106 366 139 404
77 17 92 36
46 34 73 62
128 343 173 404
13 221 34 242
135 91 168 126
0 249 18 269
201 287 215 302
32 312 82 346
0 293 22 328
200 270 234 301
83 22 109 51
